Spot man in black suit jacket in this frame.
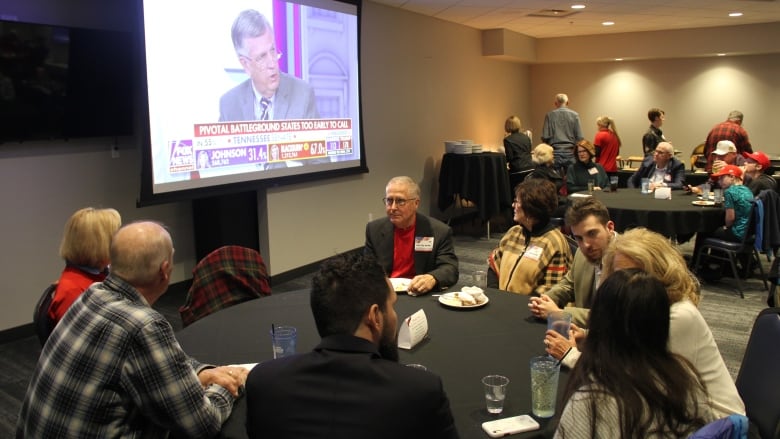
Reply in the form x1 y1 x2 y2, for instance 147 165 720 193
245 253 459 439
364 176 459 295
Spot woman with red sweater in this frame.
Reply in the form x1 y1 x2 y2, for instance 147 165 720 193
48 207 121 325
593 116 621 175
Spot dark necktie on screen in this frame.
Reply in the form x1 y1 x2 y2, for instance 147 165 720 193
259 97 271 120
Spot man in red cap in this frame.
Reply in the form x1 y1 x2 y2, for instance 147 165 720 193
692 165 754 267
743 151 777 195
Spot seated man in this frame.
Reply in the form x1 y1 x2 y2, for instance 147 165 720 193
365 176 458 295
742 150 777 195
628 141 686 190
244 253 459 439
709 140 745 175
528 198 616 327
17 221 247 438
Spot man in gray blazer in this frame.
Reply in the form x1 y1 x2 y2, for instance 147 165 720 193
219 9 319 122
528 198 616 327
365 176 459 295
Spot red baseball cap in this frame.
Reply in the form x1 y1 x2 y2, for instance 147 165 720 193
742 151 770 169
710 164 743 179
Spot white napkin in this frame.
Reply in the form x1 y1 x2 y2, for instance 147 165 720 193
654 187 672 200
398 309 428 350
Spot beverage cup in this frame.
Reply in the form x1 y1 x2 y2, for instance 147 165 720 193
530 356 561 418
547 311 572 337
713 188 723 207
482 375 510 414
701 183 711 201
270 326 297 359
473 270 487 288
609 176 619 192
406 363 427 371
587 180 594 194
640 178 650 194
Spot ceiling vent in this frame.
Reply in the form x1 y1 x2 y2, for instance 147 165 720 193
527 9 581 18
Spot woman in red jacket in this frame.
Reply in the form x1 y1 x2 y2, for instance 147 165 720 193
593 115 621 175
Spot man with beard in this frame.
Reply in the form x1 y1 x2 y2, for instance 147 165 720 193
244 253 459 439
528 198 616 327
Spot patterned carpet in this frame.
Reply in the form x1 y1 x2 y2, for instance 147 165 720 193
448 220 772 380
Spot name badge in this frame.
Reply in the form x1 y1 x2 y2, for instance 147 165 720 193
523 245 543 261
587 167 599 175
415 236 434 252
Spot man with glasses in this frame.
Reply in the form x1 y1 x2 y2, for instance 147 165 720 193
219 9 319 122
364 176 458 295
627 141 686 190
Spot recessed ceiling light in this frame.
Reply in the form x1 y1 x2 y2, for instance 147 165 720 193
717 53 726 56
615 58 623 61
729 12 743 17
571 4 586 9
602 21 615 26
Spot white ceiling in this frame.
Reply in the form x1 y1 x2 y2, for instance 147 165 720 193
370 0 780 38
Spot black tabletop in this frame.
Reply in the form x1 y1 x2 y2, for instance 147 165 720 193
617 169 711 188
438 153 512 221
176 289 566 439
572 189 725 237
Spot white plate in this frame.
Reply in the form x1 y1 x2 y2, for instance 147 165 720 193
390 278 412 292
438 292 489 309
692 200 715 206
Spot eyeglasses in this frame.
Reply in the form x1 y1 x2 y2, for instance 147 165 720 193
383 197 417 207
240 48 282 68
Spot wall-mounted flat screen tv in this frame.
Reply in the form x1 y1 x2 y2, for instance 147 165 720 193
137 0 365 204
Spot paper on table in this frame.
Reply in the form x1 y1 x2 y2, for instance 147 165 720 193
569 193 592 198
654 187 672 200
398 309 428 350
228 363 259 370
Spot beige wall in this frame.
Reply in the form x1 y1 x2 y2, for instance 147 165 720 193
529 54 780 158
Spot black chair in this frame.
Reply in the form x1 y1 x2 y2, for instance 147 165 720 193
33 283 57 346
693 200 768 298
736 308 780 439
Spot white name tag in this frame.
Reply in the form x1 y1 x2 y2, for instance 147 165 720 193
415 236 434 252
587 167 599 175
523 245 543 261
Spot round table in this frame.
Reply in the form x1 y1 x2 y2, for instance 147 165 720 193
176 289 566 439
572 189 725 237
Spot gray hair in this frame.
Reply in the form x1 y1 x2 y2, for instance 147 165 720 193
387 176 421 199
727 110 744 123
555 93 569 105
110 222 174 287
231 9 273 55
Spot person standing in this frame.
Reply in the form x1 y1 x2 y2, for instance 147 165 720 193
703 110 752 172
244 252 459 439
503 115 534 190
642 108 666 157
18 222 247 438
593 115 621 174
364 176 459 295
541 93 583 172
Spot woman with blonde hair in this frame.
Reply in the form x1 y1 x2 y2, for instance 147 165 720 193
594 116 621 174
545 228 745 419
49 207 122 324
526 143 567 216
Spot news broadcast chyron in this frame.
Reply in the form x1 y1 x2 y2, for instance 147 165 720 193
139 0 364 201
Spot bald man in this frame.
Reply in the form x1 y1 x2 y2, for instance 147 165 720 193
18 222 248 438
628 141 686 190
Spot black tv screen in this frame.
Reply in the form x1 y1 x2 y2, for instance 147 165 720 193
0 20 134 142
137 0 366 204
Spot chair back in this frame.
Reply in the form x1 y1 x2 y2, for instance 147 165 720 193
179 246 271 327
735 308 780 439
689 414 749 439
756 189 780 256
33 283 57 346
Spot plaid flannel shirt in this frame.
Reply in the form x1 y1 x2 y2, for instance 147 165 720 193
180 245 271 327
704 120 752 171
17 275 234 438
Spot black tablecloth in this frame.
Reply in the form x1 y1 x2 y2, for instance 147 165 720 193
574 189 725 237
438 153 512 221
176 289 566 439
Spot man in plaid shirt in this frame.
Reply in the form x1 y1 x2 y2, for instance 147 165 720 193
703 110 752 172
17 222 248 438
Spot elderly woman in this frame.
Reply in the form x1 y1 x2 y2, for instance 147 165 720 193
526 143 567 216
49 207 122 325
555 269 714 438
545 227 745 419
488 179 572 295
566 139 609 193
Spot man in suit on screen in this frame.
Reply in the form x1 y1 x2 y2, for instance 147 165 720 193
219 9 319 122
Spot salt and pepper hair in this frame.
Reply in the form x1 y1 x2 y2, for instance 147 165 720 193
387 176 421 199
596 115 622 146
59 207 122 268
505 115 522 134
555 93 569 105
231 9 273 54
602 227 701 306
531 143 555 165
727 110 744 123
